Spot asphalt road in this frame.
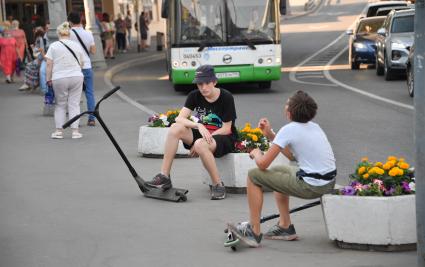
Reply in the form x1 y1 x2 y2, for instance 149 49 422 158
0 0 417 266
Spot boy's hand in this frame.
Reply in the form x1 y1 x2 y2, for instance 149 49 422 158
249 148 262 160
189 147 198 157
198 123 213 144
258 118 273 138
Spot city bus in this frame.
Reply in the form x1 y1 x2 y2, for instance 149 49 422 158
161 0 286 90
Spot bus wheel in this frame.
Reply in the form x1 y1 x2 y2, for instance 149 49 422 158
174 84 188 92
259 82 271 89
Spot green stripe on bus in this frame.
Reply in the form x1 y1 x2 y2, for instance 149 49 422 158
171 65 281 84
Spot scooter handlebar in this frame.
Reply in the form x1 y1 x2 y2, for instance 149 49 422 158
101 86 121 101
62 112 89 129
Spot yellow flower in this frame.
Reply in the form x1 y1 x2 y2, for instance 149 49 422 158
376 168 384 175
244 123 251 129
363 173 370 179
398 162 410 169
399 158 405 162
374 162 383 168
251 135 258 142
387 156 397 161
383 162 392 170
358 166 366 175
389 167 403 177
361 157 369 162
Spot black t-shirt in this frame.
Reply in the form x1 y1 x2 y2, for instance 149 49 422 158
184 88 237 139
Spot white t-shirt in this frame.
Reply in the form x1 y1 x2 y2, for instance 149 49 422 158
45 39 84 81
70 26 95 69
273 121 336 186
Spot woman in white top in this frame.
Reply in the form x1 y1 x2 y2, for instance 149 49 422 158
45 21 85 139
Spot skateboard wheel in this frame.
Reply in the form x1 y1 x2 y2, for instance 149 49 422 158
179 195 187 202
231 246 237 251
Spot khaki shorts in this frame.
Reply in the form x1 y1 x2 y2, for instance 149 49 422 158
248 165 335 199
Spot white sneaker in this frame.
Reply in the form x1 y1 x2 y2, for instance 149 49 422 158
51 131 64 139
19 84 30 91
72 132 83 139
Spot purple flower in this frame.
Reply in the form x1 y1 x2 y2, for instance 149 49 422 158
341 186 356 196
384 187 395 196
401 181 411 192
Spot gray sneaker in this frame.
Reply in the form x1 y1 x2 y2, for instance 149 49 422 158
146 173 172 190
235 222 262 247
264 224 298 240
211 182 226 200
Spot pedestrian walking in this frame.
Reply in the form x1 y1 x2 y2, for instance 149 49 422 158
19 26 46 91
114 14 127 53
139 11 150 50
9 20 27 62
101 13 115 59
0 22 20 83
145 65 238 200
125 11 132 49
68 11 97 126
45 21 85 139
231 90 336 247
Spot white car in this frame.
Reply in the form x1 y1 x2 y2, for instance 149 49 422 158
375 9 415 80
362 1 408 17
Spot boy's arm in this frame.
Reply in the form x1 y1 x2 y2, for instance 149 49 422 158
175 107 196 127
250 144 281 170
282 146 295 161
211 121 232 136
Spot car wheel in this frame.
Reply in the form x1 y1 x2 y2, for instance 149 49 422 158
384 54 394 81
351 60 360 70
376 54 384 76
407 66 414 97
259 81 271 89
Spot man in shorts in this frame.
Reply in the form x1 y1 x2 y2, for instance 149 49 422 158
146 65 238 200
232 90 336 246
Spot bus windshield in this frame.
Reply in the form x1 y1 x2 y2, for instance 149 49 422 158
176 0 278 46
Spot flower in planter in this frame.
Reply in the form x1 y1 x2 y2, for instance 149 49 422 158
234 123 270 153
148 109 198 127
338 156 415 196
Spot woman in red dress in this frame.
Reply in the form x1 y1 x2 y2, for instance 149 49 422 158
0 26 20 83
10 20 27 61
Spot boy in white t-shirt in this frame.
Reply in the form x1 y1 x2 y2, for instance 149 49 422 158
232 90 336 247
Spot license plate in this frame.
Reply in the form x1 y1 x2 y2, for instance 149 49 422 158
216 72 240 79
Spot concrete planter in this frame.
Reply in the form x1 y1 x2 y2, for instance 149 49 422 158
322 194 416 251
138 126 189 158
201 152 290 193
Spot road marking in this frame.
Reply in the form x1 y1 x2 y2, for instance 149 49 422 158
104 53 165 115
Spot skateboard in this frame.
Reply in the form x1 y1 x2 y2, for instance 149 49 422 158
224 223 259 251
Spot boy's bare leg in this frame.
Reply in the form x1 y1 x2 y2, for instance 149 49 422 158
273 192 291 228
160 123 193 177
193 139 221 185
247 177 263 235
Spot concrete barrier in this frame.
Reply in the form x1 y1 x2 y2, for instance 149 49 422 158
138 125 189 158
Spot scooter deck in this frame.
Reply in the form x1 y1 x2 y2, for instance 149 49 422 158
143 187 188 202
133 175 188 202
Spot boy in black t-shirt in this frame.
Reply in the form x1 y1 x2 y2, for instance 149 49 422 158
146 65 237 200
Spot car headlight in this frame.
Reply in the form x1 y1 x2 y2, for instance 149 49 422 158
391 42 406 50
353 42 367 50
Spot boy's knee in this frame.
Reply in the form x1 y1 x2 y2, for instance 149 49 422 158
168 122 186 136
193 138 209 153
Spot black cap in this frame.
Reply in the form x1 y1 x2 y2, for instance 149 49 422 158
192 65 217 84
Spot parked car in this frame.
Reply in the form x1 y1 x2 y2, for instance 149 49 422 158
347 16 386 69
363 1 408 17
406 43 415 97
376 6 412 16
375 9 415 80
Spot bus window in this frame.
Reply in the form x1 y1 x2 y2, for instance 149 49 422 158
178 0 224 44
